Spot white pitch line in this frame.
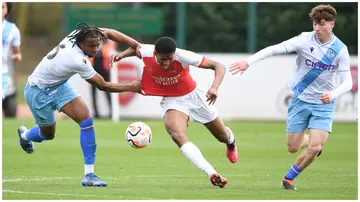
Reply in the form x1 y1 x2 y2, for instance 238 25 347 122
2 177 76 182
3 174 249 183
107 173 250 179
2 190 156 200
2 174 250 200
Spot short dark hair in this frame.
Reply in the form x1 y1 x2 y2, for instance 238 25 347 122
155 37 177 54
5 3 13 18
67 22 107 47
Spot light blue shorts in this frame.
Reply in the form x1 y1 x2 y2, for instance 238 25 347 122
286 96 335 133
24 81 80 127
2 72 9 100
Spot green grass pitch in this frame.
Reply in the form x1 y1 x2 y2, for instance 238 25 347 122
2 119 357 199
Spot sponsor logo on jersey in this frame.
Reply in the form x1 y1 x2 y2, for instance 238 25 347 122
305 59 335 71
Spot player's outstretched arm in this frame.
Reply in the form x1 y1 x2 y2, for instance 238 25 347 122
109 47 138 67
118 47 137 59
198 58 226 105
230 33 306 75
229 43 286 75
86 72 142 93
100 28 140 49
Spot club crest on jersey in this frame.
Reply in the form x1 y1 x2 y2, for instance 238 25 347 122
328 50 335 59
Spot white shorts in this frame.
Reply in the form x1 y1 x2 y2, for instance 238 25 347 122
160 87 218 124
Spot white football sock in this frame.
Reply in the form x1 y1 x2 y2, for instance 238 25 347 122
21 130 28 140
180 142 217 176
85 164 94 175
226 127 235 145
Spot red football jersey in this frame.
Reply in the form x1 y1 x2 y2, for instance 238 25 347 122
139 45 205 97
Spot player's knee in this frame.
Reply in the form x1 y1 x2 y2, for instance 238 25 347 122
307 145 322 156
287 145 300 153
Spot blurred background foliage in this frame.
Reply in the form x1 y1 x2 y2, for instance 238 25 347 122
6 2 358 75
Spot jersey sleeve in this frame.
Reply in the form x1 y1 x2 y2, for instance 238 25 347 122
337 46 350 73
139 44 155 58
11 25 21 47
281 32 307 53
177 49 205 68
74 57 96 80
246 43 286 66
331 46 352 99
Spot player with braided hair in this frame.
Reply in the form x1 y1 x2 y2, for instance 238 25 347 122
67 22 107 45
16 23 142 187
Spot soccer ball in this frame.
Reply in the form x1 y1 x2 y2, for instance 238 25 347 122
125 122 152 148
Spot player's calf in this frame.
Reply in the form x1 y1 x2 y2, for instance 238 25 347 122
41 133 55 140
307 145 322 157
39 125 56 140
169 131 189 148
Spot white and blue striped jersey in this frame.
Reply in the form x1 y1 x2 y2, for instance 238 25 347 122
282 31 350 104
28 31 96 89
2 20 21 74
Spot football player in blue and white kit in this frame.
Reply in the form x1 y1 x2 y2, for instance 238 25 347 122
229 5 352 190
17 23 142 187
2 2 22 100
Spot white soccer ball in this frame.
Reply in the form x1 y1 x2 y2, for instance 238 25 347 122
125 122 152 148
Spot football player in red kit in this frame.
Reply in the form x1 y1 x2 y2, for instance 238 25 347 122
111 37 237 188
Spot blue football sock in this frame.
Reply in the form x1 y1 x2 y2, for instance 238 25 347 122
25 126 48 142
80 117 97 165
284 164 302 180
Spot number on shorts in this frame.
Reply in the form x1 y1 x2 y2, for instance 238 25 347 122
46 44 66 60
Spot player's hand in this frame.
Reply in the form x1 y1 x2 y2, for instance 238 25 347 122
320 92 333 104
130 80 142 92
110 54 122 68
206 86 218 105
12 53 22 63
135 45 142 59
229 60 249 75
